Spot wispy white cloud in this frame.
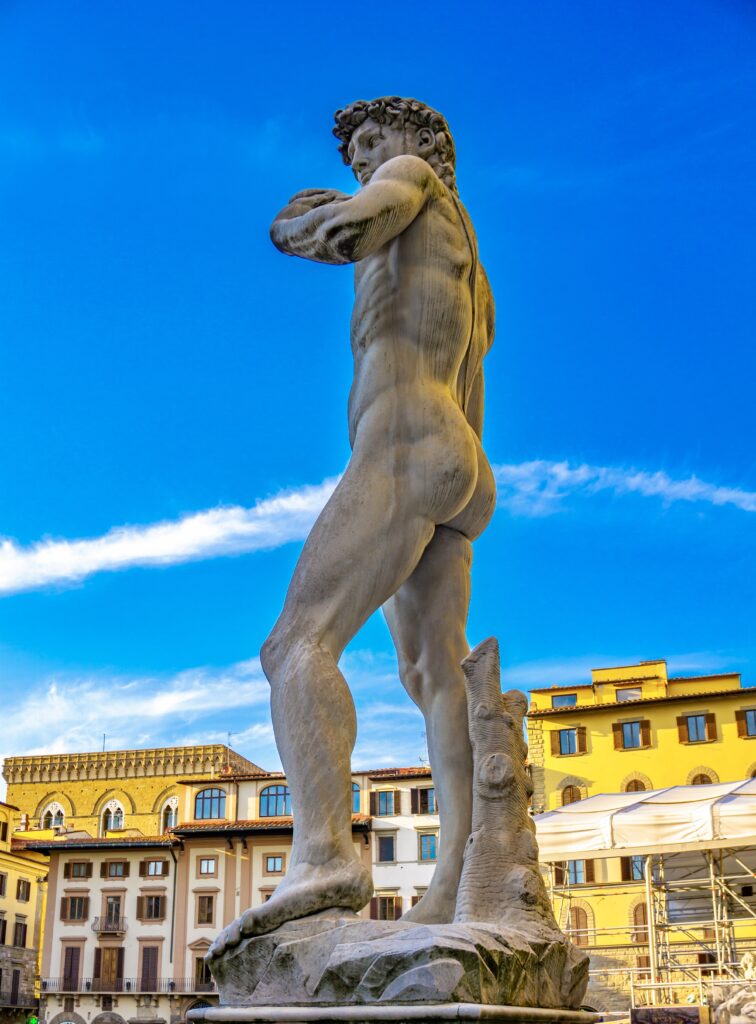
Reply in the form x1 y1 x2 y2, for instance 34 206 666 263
0 477 338 596
1 461 753 597
494 460 756 517
0 658 271 773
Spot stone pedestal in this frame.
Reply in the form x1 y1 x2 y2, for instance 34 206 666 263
188 1003 601 1024
203 913 588 1013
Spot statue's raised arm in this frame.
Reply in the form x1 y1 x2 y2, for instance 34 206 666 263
270 155 436 264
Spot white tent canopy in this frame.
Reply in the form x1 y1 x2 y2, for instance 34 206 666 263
534 778 756 861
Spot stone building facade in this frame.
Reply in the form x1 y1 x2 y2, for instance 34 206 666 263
0 800 47 1024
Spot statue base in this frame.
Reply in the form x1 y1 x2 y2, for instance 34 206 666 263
202 914 589 1013
187 1002 600 1024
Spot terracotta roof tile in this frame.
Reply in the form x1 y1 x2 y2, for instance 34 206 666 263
528 685 756 716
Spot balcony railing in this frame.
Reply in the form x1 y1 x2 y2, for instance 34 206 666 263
91 916 127 934
0 990 37 1008
41 977 218 995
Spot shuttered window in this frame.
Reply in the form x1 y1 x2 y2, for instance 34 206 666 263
677 713 717 743
736 709 756 738
369 895 402 920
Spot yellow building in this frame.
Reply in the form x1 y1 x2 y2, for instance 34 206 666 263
2 745 262 839
527 659 756 1012
527 658 756 813
0 800 47 1024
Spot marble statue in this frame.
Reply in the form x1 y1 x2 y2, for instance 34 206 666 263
199 97 590 1019
211 95 496 955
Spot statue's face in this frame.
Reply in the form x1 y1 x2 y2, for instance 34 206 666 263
347 119 432 186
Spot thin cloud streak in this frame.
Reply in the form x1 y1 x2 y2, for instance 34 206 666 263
1 461 754 596
0 478 339 595
494 460 756 517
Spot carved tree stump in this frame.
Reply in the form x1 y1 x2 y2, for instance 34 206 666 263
454 637 560 933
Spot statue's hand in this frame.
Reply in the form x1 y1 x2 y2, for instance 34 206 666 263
287 188 351 208
272 189 351 231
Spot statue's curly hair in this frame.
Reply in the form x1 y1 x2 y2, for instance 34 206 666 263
333 96 457 193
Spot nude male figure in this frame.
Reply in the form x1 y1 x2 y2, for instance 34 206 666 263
209 97 496 959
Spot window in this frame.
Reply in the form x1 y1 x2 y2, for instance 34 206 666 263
198 857 217 876
141 859 167 877
555 859 595 886
41 803 65 829
376 791 395 816
0 915 6 944
352 783 361 814
561 785 582 806
616 687 642 702
68 861 92 879
568 860 585 885
103 860 127 878
259 785 290 817
0 873 5 897
567 906 588 946
195 788 227 820
560 729 577 755
197 894 214 925
551 693 577 708
13 919 27 947
265 855 284 875
622 722 641 749
632 902 649 942
736 709 756 738
138 895 165 921
63 947 81 990
162 800 178 832
195 956 214 991
411 788 436 814
63 896 89 921
678 713 716 744
105 894 122 926
621 856 646 881
691 773 712 786
101 801 124 835
625 779 647 793
377 834 396 862
16 879 30 902
140 945 159 992
371 895 401 920
688 715 706 742
0 821 7 842
613 720 650 750
419 833 438 862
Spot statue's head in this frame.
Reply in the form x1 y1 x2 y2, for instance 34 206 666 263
333 96 457 192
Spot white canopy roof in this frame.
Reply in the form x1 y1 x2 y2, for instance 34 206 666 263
534 778 756 861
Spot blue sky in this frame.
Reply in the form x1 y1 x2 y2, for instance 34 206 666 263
1 0 754 780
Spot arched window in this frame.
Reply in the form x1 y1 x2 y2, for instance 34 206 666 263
625 779 647 793
561 785 582 806
260 785 291 817
194 788 226 820
41 802 65 829
632 902 649 942
691 774 711 786
352 783 361 814
101 800 125 835
567 906 589 947
162 798 179 832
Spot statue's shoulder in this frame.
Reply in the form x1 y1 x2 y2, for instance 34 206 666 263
371 154 441 191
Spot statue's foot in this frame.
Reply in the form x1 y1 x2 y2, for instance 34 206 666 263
207 856 372 960
401 878 457 925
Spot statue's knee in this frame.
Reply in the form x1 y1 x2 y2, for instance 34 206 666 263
260 627 287 681
400 662 428 707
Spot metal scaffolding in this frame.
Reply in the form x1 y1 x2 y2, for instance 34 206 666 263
546 842 756 1008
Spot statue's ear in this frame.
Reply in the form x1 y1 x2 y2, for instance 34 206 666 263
417 127 435 156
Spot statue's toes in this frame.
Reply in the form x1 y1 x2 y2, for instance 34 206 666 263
225 918 242 947
239 907 260 937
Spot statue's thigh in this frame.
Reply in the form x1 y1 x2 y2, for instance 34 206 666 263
279 457 435 653
384 525 472 669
